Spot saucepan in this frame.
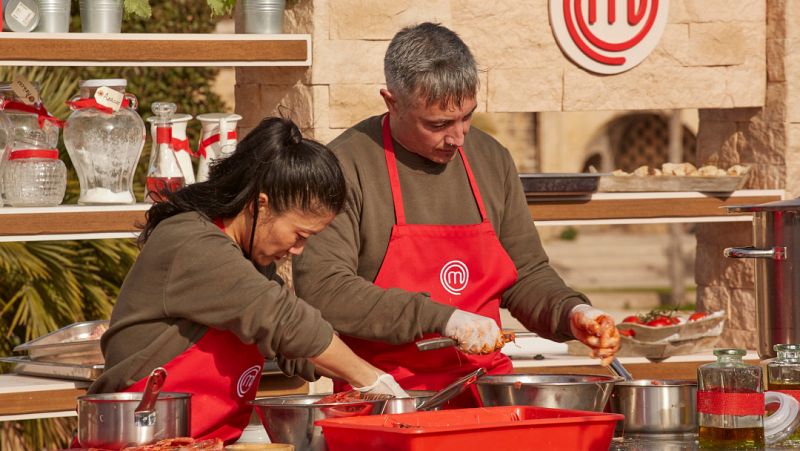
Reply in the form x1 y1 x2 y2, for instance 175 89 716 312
382 367 487 413
77 367 191 449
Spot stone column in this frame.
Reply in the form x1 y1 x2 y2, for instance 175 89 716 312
695 0 800 348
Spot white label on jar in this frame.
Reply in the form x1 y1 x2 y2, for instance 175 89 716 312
11 2 36 28
94 86 124 112
11 76 39 106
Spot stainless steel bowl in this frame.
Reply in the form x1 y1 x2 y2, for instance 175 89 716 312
251 394 391 451
77 392 191 449
610 379 697 436
381 390 438 414
475 374 620 412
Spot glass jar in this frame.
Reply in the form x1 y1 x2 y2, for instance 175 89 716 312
767 344 800 446
63 79 145 205
145 102 185 203
0 82 60 150
2 147 66 207
697 348 765 449
0 108 13 207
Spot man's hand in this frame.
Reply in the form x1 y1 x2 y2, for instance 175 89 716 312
444 309 502 354
354 372 409 398
569 304 620 366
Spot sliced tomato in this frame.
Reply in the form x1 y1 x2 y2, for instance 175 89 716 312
622 315 642 324
646 317 674 327
689 312 709 322
670 316 681 324
618 328 636 337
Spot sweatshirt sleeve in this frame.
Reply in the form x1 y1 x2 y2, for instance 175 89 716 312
293 173 456 344
495 149 590 341
157 225 335 361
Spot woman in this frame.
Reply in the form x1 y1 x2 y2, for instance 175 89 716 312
87 117 407 444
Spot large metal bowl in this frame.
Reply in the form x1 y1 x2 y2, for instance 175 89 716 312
610 379 697 437
251 394 391 451
475 374 620 412
381 390 438 414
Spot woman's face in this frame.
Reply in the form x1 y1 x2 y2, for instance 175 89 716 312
249 204 335 266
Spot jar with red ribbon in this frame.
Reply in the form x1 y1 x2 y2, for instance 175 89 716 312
145 102 185 203
1 140 66 207
0 81 61 152
63 79 145 205
697 348 765 449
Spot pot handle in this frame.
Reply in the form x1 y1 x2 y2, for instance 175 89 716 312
724 246 787 260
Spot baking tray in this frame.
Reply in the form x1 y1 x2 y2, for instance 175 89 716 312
13 320 108 364
598 174 748 192
0 356 103 381
519 173 603 196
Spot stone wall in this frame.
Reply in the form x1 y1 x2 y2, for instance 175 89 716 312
695 0 800 348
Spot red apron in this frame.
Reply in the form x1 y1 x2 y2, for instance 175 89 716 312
337 115 518 407
122 219 264 444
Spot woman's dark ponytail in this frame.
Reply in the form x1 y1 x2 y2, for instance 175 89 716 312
138 117 347 247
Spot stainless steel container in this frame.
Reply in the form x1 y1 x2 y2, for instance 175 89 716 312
475 374 620 412
77 392 191 449
2 0 40 32
381 390 438 414
34 0 71 32
79 0 122 33
251 394 391 451
725 198 800 359
240 0 285 34
610 379 697 437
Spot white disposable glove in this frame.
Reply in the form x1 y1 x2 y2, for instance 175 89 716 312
569 304 620 366
444 309 501 355
354 373 409 398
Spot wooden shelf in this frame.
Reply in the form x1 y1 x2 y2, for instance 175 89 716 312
0 33 310 67
0 204 148 242
528 189 784 225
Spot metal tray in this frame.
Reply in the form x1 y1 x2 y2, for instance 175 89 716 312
519 173 603 196
13 320 108 364
0 356 104 381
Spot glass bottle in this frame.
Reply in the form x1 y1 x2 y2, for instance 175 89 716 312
145 102 185 203
2 141 66 207
697 348 765 449
767 344 800 446
63 79 145 205
0 104 13 207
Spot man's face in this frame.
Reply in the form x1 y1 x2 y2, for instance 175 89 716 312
386 92 477 164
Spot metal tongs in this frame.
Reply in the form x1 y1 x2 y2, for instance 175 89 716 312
134 367 168 443
415 331 538 352
415 367 487 411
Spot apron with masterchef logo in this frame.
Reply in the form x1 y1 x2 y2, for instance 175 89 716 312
337 114 518 407
123 219 264 443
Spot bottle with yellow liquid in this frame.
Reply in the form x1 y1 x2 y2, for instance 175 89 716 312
697 349 765 449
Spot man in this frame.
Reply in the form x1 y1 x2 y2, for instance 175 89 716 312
293 22 619 406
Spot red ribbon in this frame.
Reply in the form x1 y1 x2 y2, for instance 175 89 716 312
66 97 131 115
197 131 237 158
8 149 59 160
697 390 765 416
172 138 192 154
156 126 172 145
2 100 64 128
770 389 800 405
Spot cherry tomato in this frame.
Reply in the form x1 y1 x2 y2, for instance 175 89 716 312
670 316 681 324
618 328 636 338
689 312 709 322
646 317 674 327
622 315 642 324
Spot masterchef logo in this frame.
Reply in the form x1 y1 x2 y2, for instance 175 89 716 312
549 0 670 74
236 365 261 398
440 260 469 296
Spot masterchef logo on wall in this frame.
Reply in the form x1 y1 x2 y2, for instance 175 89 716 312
549 0 670 74
440 260 469 296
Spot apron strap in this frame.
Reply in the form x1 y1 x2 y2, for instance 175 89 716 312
381 113 489 224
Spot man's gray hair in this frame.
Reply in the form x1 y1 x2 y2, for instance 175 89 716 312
384 22 478 108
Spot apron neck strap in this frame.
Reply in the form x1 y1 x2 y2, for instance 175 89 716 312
381 114 488 225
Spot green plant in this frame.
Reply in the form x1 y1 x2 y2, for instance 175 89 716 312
559 226 579 241
124 0 236 18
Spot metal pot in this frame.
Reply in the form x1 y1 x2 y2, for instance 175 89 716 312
77 392 191 449
475 374 620 412
381 390 438 414
251 394 391 451
725 198 800 359
610 379 697 437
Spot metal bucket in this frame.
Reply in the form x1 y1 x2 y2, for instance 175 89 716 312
610 379 697 437
77 392 191 449
475 374 620 412
725 198 800 359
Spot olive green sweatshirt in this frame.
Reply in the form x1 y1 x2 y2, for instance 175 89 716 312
89 211 330 394
293 115 589 345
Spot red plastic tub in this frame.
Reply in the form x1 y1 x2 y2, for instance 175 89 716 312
317 405 623 451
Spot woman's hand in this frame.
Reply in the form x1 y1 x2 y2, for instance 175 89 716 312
569 304 620 366
354 373 409 397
